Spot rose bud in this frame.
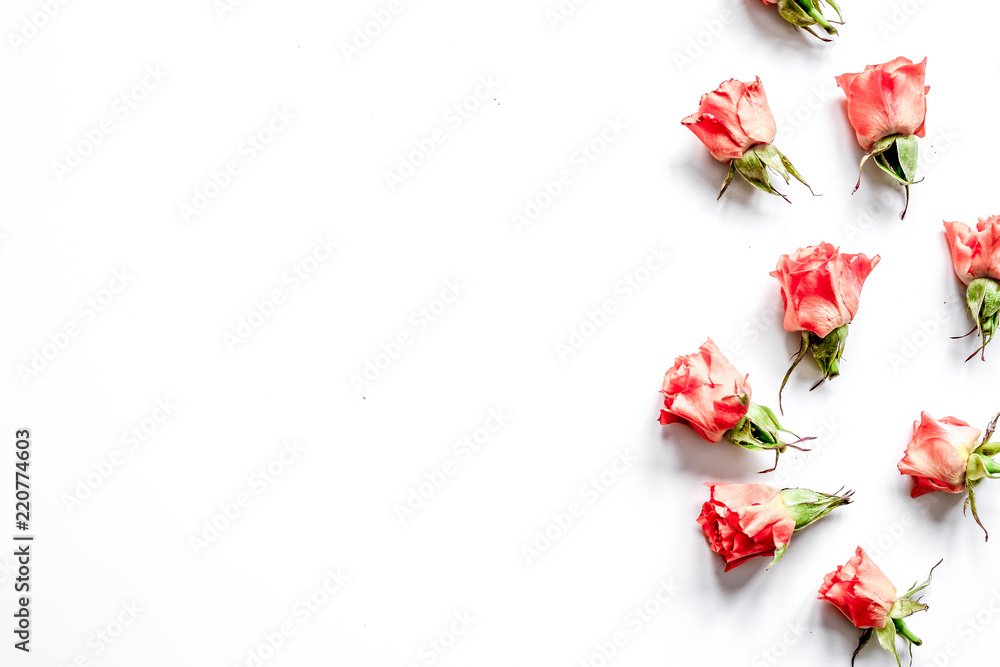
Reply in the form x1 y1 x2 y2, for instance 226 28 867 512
682 77 815 202
819 547 941 665
698 482 852 572
898 411 1000 540
659 339 812 472
836 57 929 219
760 0 844 41
770 243 880 409
944 217 1000 360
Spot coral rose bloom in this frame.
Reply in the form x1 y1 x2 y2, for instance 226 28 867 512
818 547 898 629
682 78 776 162
771 243 880 339
898 412 979 497
836 57 929 151
697 483 795 572
944 217 1000 286
659 339 750 443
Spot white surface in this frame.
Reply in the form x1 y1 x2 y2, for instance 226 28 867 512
3 0 999 665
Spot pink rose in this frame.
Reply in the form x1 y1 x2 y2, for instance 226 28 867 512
771 243 879 406
819 548 941 663
682 78 776 162
898 412 980 497
943 218 1000 360
682 77 813 201
659 339 749 443
944 217 1000 286
698 483 852 571
697 483 795 572
771 243 880 339
836 57 928 151
818 547 898 629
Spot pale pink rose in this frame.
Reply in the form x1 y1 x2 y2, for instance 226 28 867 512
659 339 750 443
836 57 929 151
682 78 777 162
818 547 898 629
944 217 1000 286
697 483 795 572
898 412 980 497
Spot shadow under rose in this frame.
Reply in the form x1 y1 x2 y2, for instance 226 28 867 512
656 409 771 480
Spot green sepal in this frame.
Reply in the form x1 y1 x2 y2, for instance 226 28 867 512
855 134 920 219
776 0 843 40
875 623 902 667
978 441 1000 458
964 278 1000 360
900 558 941 601
766 542 789 570
967 453 1000 484
779 487 853 531
724 144 815 203
809 323 848 381
852 628 874 666
723 402 812 473
778 324 848 413
717 161 736 200
890 599 927 619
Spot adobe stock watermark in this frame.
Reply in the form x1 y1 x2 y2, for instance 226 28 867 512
725 301 785 362
340 0 416 63
394 408 511 524
62 398 179 512
577 579 681 667
52 65 168 182
213 0 252 20
544 0 595 31
56 601 144 666
877 0 932 40
404 611 477 667
859 494 934 562
383 76 500 193
224 235 339 352
510 117 627 234
521 449 636 565
886 309 950 372
555 246 669 362
774 80 840 145
750 612 808 667
350 278 466 396
234 567 350 667
671 3 736 72
188 439 305 555
16 268 134 384
7 0 72 53
178 106 295 223
928 589 1000 666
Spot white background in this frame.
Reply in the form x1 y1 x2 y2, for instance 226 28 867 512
2 0 998 665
